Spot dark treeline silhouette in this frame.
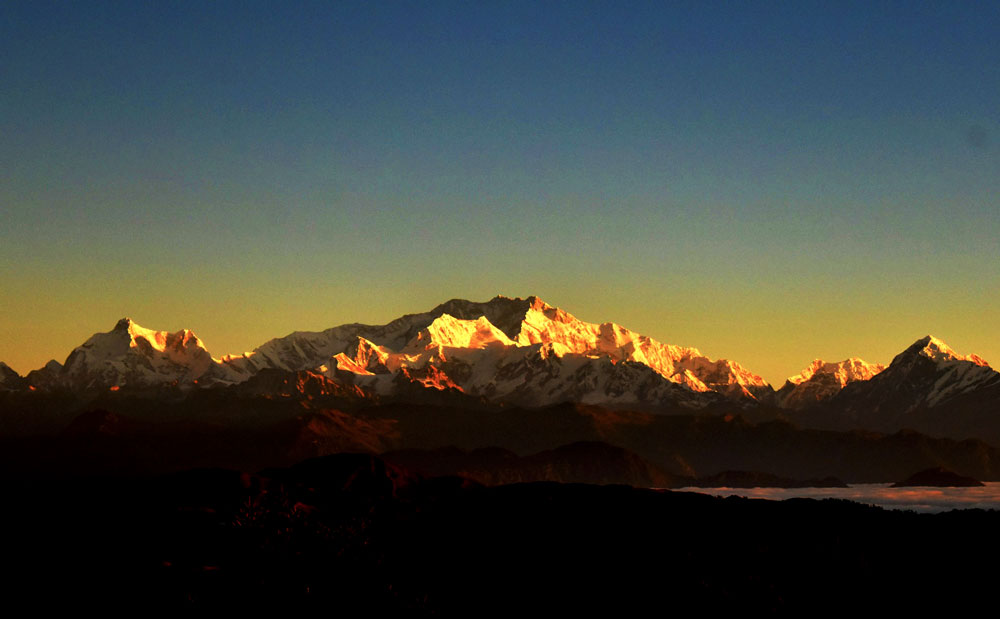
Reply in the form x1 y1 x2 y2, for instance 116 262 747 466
3 453 997 614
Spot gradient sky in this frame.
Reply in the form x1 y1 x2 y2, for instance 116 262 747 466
2 1 998 384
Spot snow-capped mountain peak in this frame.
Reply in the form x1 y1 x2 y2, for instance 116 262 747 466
787 358 886 386
73 318 208 364
907 335 990 367
778 357 885 409
404 314 516 352
207 294 774 406
56 318 217 390
817 336 1000 417
107 317 207 356
500 298 770 399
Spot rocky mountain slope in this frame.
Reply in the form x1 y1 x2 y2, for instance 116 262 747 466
793 336 1000 439
0 362 26 391
13 296 772 409
778 358 885 409
6 299 1000 443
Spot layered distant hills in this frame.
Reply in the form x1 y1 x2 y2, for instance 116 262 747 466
6 300 999 611
3 294 1000 448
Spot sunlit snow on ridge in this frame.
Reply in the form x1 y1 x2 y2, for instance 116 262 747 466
674 483 1000 513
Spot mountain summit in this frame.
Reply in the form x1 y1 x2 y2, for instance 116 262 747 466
0 362 25 391
48 318 218 391
218 294 772 407
19 296 771 408
778 358 885 409
791 335 1000 437
14 301 998 430
894 335 990 368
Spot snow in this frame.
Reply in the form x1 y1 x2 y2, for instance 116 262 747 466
917 335 990 367
403 314 515 352
56 318 218 389
27 297 775 405
909 337 996 404
787 358 885 387
779 358 886 409
30 298 997 412
511 300 769 398
850 335 1000 410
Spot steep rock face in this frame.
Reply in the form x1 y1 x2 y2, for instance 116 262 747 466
786 336 1000 439
402 314 516 353
218 297 538 377
0 362 26 391
778 358 885 409
431 343 719 409
22 302 1000 425
831 336 999 415
25 360 63 390
512 298 771 401
881 336 996 407
231 369 366 400
218 295 771 406
52 318 221 391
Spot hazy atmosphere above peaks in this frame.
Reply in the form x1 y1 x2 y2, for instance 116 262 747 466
2 2 998 384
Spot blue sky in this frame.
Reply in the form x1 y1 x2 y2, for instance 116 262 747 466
2 1 998 383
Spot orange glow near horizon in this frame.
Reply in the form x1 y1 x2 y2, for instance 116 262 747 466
1 287 998 388
680 483 1000 513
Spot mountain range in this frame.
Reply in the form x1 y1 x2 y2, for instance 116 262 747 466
3 295 999 443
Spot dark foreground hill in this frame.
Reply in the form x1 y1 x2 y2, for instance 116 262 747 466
381 442 849 488
3 453 998 614
382 441 683 487
6 401 1000 484
891 466 985 487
